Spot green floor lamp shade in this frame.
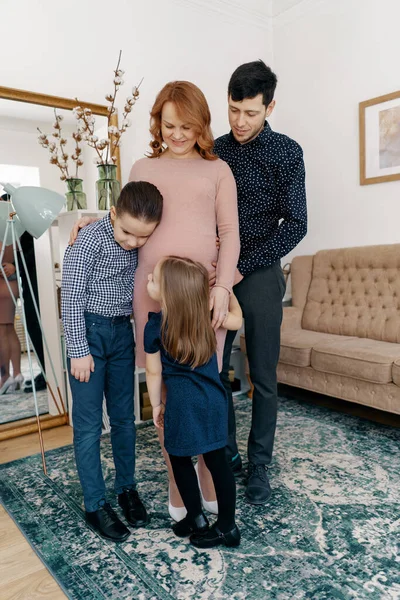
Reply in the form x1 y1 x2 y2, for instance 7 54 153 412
0 200 25 243
1 183 65 238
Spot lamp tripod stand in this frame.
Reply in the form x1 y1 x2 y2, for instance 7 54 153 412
0 197 66 474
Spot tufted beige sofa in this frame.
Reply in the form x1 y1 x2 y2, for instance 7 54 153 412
274 244 400 414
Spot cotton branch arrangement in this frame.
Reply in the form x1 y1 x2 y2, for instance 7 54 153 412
37 110 83 181
73 50 142 166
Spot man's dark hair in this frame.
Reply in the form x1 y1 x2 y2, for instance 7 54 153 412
0 193 10 201
228 60 278 108
116 181 163 223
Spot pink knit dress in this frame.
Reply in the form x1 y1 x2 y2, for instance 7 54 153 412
129 156 240 369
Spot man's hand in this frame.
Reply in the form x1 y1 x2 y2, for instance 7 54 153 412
210 286 230 330
70 354 95 383
153 403 165 429
69 217 97 245
1 263 15 278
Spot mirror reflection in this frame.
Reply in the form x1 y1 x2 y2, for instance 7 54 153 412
0 99 108 426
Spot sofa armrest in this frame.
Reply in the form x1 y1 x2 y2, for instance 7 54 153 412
281 306 303 331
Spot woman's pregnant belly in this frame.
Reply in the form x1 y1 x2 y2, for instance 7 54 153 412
133 218 224 369
135 221 218 287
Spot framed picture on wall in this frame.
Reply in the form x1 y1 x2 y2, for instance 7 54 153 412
359 90 400 185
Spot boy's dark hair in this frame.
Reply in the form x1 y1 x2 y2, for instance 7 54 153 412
116 181 163 223
0 193 10 201
228 60 278 108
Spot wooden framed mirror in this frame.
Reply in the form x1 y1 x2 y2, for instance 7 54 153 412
0 85 120 441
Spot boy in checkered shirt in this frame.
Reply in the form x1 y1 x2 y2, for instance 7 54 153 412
62 181 162 542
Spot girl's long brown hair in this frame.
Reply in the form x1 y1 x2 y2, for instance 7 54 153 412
147 81 217 161
159 256 217 368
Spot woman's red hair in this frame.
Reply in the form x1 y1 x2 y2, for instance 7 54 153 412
147 81 217 161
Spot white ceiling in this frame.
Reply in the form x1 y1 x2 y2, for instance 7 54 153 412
200 0 305 18
179 0 305 22
270 0 305 17
241 0 305 17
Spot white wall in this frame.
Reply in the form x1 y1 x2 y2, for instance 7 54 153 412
0 0 272 184
273 0 400 261
0 117 66 195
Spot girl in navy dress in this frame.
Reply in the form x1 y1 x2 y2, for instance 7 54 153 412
144 256 242 548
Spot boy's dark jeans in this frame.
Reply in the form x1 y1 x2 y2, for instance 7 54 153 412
220 262 286 466
68 312 136 512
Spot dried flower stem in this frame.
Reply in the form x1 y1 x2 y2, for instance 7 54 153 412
121 76 143 124
74 51 141 166
54 109 70 176
37 108 84 182
37 127 71 181
73 137 82 178
105 49 122 164
77 108 104 164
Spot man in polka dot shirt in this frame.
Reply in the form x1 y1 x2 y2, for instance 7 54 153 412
215 60 307 505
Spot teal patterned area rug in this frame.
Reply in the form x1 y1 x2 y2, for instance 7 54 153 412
0 395 399 600
0 388 48 424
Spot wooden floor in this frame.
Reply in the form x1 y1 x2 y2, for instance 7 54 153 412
0 425 72 600
0 395 398 599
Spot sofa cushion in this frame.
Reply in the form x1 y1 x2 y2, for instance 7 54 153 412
311 337 400 384
392 359 400 388
280 330 351 368
302 244 400 344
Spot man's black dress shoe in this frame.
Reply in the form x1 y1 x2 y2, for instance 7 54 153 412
172 512 209 538
230 453 243 476
246 463 272 504
190 523 241 548
118 489 149 527
85 503 130 542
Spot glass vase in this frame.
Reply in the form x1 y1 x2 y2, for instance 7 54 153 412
96 164 120 210
65 178 87 211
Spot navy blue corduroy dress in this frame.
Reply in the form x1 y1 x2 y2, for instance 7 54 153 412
143 312 228 457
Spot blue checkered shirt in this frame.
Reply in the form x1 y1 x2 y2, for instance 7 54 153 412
61 213 138 358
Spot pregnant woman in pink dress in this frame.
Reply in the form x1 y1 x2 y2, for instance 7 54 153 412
70 81 240 518
131 82 240 518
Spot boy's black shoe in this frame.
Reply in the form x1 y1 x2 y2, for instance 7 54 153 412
85 503 130 542
230 453 243 476
118 489 149 527
246 463 271 504
190 523 241 548
172 512 209 538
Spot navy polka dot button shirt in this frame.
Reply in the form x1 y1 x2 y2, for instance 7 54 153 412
214 121 307 276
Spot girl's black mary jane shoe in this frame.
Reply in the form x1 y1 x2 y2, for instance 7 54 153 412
190 523 241 548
